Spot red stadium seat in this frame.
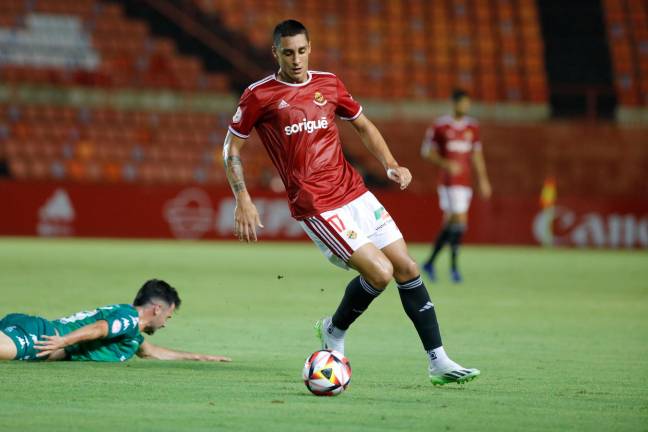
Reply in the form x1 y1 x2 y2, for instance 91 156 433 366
31 158 50 180
9 158 29 179
67 160 86 181
480 73 500 103
102 162 122 182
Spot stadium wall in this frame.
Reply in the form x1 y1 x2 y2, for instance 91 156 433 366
1 181 647 249
338 119 648 198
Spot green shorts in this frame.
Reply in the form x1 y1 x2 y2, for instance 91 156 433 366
0 313 58 361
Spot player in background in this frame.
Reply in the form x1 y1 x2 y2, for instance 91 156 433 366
420 89 492 283
0 279 231 363
223 20 479 385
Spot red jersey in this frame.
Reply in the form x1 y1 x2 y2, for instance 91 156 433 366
422 115 482 187
229 70 367 220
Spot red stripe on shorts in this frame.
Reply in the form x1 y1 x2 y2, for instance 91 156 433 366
309 217 353 260
314 215 354 256
303 219 350 261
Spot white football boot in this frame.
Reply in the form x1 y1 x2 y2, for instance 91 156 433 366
429 365 480 385
427 346 480 385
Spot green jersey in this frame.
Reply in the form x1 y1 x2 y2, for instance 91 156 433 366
52 304 144 362
1 304 144 362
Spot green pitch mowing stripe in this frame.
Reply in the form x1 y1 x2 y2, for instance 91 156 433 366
0 238 647 432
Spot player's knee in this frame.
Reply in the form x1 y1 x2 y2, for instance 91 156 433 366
369 272 392 291
450 213 468 225
394 258 420 282
364 260 393 290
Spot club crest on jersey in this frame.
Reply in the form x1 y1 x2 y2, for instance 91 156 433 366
313 91 327 107
232 106 243 123
346 230 358 239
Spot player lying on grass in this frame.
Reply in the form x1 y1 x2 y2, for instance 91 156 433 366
0 279 231 363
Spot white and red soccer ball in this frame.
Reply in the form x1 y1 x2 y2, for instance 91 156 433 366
302 350 351 396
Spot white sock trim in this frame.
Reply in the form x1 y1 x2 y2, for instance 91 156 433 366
397 276 423 290
359 276 381 296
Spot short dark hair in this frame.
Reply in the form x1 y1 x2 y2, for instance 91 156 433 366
273 20 309 47
133 279 181 309
452 88 469 102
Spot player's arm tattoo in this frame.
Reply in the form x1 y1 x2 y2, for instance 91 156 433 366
224 155 247 193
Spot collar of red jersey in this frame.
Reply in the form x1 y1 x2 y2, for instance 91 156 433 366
451 116 468 128
274 70 312 87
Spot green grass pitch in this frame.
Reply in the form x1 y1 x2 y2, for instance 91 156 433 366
0 238 647 431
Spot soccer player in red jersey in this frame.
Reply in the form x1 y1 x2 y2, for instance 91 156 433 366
223 20 479 385
420 89 492 283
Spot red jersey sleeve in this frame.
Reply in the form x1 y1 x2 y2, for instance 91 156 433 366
335 77 363 121
228 88 263 139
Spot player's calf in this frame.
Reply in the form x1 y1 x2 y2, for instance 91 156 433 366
330 275 383 332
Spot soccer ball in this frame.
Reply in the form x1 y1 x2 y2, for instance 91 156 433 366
302 349 351 396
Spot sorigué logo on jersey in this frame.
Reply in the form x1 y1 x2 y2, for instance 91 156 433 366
284 117 329 136
447 140 473 153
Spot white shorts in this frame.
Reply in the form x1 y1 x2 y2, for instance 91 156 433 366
300 191 403 270
438 186 473 214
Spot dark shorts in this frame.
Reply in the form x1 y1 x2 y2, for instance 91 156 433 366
0 313 58 361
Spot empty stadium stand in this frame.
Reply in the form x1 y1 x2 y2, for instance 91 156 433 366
2 103 240 184
603 0 648 107
0 0 229 92
194 0 548 103
0 0 241 186
0 0 645 196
